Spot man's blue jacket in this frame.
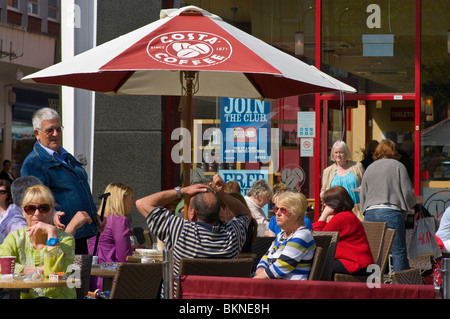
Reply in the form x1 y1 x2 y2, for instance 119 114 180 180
21 141 98 239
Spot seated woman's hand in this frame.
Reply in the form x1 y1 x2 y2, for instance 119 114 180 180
253 268 268 279
26 221 58 239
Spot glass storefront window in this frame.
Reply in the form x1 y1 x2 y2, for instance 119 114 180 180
420 0 450 218
321 0 415 93
173 0 318 199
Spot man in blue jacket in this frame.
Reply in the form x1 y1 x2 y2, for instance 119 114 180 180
21 107 101 254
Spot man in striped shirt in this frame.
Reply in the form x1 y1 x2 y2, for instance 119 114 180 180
136 174 251 284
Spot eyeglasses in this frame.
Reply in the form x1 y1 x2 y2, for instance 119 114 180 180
0 190 7 195
273 206 290 216
39 126 64 135
23 204 51 215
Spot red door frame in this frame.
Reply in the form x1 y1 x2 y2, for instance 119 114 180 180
314 0 421 221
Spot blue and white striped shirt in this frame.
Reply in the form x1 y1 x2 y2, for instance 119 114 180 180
257 227 316 280
146 206 249 278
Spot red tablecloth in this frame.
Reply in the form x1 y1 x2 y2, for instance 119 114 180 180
178 275 436 299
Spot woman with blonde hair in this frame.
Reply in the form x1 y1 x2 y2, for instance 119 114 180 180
254 190 315 280
0 185 76 299
88 182 136 290
321 140 365 220
88 182 135 261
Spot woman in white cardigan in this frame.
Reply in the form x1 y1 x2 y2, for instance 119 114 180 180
321 141 365 221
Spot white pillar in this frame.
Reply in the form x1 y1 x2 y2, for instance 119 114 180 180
61 0 97 188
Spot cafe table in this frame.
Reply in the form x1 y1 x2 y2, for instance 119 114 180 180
0 277 81 299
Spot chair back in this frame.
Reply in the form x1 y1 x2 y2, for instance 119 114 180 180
378 227 396 282
250 236 275 272
72 254 93 299
308 247 325 280
179 258 254 278
312 231 339 281
334 227 396 283
391 268 424 285
143 230 153 248
110 262 163 299
362 222 387 264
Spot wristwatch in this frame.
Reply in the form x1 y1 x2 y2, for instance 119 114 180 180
46 237 60 246
174 186 182 199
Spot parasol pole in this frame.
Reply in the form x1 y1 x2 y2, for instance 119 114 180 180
182 71 197 219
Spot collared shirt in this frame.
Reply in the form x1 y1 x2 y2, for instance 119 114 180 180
40 144 68 165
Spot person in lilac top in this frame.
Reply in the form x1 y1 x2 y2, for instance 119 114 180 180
0 179 27 244
88 182 135 290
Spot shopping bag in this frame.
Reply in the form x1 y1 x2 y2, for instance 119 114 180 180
409 216 442 259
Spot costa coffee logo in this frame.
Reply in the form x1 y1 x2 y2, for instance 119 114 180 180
147 31 232 67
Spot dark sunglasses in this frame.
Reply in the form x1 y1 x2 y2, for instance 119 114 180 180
273 206 289 216
23 204 51 215
0 190 7 195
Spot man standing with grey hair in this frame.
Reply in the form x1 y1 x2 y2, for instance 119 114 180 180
21 107 102 254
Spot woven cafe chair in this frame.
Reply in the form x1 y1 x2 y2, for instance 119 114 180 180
178 257 254 278
362 222 387 264
143 230 153 248
391 268 424 285
72 254 93 299
249 236 275 272
312 231 339 281
308 247 325 280
334 227 396 283
109 262 163 299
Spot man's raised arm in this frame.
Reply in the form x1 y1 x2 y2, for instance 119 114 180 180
211 174 251 218
136 184 208 219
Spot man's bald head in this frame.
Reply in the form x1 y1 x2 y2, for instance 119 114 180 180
190 189 220 223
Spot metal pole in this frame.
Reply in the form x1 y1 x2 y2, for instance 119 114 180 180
163 250 173 299
441 258 450 299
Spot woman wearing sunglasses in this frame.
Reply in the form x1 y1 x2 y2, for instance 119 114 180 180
0 185 76 299
253 190 316 280
313 186 374 276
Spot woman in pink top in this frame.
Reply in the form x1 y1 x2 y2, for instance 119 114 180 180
88 182 135 290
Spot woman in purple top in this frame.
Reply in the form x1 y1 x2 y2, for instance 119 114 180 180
88 182 135 290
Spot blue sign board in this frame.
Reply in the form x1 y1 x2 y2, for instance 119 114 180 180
220 98 271 164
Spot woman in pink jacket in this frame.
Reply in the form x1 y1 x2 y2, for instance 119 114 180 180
88 182 136 290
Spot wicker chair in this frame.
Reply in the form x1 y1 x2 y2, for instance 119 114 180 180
308 247 325 280
391 268 424 285
362 222 387 264
334 227 396 283
72 254 93 299
143 230 153 248
249 236 275 272
109 262 163 299
312 231 339 281
178 257 254 278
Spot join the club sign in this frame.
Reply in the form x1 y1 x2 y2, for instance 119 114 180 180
146 31 232 67
220 97 271 163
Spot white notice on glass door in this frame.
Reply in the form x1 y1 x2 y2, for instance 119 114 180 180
300 138 314 157
297 112 315 138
